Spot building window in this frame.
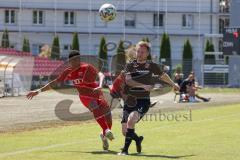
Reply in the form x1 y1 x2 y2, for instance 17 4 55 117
219 0 230 13
33 10 44 25
5 10 16 24
182 14 193 29
63 44 71 51
62 44 71 58
64 11 75 25
94 13 107 28
125 13 136 28
153 13 164 27
219 17 229 34
32 44 43 55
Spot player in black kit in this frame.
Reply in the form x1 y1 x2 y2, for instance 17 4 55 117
118 41 179 155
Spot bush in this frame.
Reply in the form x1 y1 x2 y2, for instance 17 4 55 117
98 37 108 71
182 39 193 78
1 29 10 48
51 36 60 60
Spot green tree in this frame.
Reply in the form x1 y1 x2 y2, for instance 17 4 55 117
182 39 193 77
71 32 79 51
205 40 215 64
142 37 150 42
26 39 30 52
22 37 30 52
160 32 171 68
1 29 10 48
98 37 108 71
115 40 126 75
51 36 60 60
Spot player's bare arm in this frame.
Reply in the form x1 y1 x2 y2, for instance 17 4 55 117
93 72 105 92
125 74 153 91
26 79 58 100
160 73 180 91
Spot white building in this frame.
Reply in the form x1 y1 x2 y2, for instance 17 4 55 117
0 0 229 84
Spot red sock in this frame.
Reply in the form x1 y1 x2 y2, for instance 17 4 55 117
105 113 112 129
95 116 109 135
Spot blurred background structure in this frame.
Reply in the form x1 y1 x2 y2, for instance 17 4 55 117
0 0 239 97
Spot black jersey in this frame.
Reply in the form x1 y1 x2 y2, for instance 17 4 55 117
124 60 164 97
180 79 194 93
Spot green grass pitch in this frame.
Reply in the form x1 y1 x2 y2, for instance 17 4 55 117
0 103 240 160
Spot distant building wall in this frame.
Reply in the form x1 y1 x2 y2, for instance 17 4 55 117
228 55 240 87
230 0 240 26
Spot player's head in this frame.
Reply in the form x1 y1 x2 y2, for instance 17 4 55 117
175 73 181 80
136 41 151 62
188 74 194 81
190 71 195 76
68 50 80 68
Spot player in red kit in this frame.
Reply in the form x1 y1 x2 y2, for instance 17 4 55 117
27 51 114 151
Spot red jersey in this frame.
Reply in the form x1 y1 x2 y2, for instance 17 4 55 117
56 63 100 97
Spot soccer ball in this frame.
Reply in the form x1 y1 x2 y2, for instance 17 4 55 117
99 3 116 22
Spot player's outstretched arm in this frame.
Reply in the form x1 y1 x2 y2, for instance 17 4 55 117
26 79 58 100
160 73 180 91
93 72 105 92
125 74 153 91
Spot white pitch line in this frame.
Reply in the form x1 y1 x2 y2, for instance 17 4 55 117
150 112 240 131
0 139 94 158
0 112 239 157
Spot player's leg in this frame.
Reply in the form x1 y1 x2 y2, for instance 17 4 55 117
80 95 113 135
127 111 144 153
119 98 149 155
119 111 142 155
104 110 112 130
195 94 211 102
122 123 127 136
119 97 148 155
80 96 114 151
99 110 113 151
118 106 132 155
92 101 114 140
187 87 197 102
127 98 150 154
121 109 130 136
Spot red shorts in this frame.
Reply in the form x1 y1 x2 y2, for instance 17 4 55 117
79 94 110 118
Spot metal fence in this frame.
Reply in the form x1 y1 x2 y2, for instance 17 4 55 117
0 55 34 97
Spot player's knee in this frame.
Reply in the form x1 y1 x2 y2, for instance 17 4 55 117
127 118 134 128
127 112 138 127
121 124 127 136
122 130 126 136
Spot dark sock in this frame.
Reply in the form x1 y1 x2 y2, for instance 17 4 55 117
127 128 140 142
122 131 132 152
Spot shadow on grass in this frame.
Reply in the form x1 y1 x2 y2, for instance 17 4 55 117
84 150 196 159
129 153 196 159
84 150 119 155
42 150 196 159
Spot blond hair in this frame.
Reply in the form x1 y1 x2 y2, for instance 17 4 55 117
136 41 151 53
125 45 136 62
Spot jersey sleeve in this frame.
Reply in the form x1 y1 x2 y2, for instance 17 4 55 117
151 63 164 76
56 68 71 82
82 64 98 83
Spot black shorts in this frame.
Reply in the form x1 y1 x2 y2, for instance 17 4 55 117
121 98 150 124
